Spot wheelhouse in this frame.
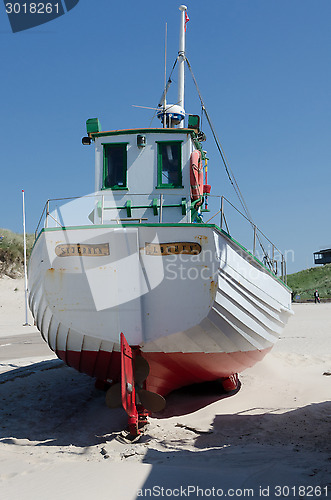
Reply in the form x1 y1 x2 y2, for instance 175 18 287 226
86 124 207 225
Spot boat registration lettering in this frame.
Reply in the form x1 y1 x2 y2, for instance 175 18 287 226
144 242 201 256
55 243 110 257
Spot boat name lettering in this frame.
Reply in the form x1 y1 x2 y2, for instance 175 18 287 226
144 242 202 256
55 243 110 257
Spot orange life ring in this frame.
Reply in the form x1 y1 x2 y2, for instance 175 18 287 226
190 150 203 203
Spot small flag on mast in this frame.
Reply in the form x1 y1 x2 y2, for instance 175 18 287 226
185 11 189 31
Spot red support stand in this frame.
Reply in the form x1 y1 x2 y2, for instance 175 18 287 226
119 333 164 438
120 332 139 436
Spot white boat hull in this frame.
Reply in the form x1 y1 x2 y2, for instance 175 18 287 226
28 223 292 395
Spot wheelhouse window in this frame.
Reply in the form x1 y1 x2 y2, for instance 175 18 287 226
103 143 128 189
157 141 183 188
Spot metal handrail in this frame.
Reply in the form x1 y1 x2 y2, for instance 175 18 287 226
34 192 188 237
34 201 48 239
207 195 287 283
34 192 287 283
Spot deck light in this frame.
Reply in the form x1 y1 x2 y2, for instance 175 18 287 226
137 135 146 148
82 137 92 145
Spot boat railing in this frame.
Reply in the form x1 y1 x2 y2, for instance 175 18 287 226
206 195 287 284
34 192 287 284
34 192 191 237
97 192 188 224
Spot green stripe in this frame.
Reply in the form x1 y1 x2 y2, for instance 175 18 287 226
33 223 290 290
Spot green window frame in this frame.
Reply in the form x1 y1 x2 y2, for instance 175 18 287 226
102 142 128 190
156 141 183 189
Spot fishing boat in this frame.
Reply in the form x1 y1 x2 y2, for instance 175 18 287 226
28 5 292 436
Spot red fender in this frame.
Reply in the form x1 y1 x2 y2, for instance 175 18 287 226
190 150 203 203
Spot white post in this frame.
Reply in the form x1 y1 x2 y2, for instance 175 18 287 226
159 194 163 223
22 190 30 326
101 194 104 224
178 5 187 128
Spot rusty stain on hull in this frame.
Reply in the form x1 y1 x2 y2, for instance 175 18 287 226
194 235 208 245
209 279 218 301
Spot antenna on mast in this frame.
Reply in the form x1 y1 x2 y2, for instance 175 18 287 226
156 6 186 128
178 4 187 128
163 22 167 128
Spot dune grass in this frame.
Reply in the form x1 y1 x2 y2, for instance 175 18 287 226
0 228 34 278
287 264 331 301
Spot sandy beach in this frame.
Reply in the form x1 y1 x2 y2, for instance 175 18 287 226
0 278 330 499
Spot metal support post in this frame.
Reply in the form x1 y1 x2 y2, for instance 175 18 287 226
101 195 104 224
281 256 284 281
253 226 257 256
159 194 163 223
220 196 224 230
45 200 49 228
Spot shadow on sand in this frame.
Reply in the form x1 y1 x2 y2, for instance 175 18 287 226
0 360 239 447
137 401 331 499
156 379 241 418
1 360 330 499
0 361 125 447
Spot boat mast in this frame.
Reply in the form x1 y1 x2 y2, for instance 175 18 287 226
178 5 187 128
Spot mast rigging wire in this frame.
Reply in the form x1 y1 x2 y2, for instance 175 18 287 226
185 57 273 269
150 54 273 269
185 58 251 221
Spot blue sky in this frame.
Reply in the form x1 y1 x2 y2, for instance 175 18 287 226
0 0 330 273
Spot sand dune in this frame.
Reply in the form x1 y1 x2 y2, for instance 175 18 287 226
0 278 330 499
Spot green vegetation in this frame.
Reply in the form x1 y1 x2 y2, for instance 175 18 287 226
287 264 331 301
0 229 34 278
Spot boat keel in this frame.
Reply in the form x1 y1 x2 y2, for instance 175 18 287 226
221 373 239 392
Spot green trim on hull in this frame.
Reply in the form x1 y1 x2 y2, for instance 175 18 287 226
33 223 291 291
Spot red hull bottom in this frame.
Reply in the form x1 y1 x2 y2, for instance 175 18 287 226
57 347 272 397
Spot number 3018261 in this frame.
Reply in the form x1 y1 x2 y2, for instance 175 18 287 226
5 3 60 14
